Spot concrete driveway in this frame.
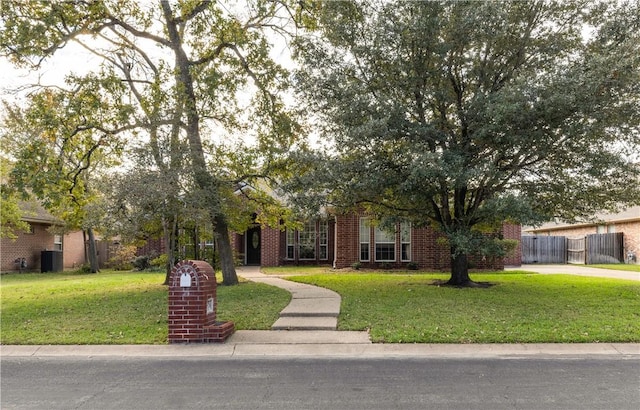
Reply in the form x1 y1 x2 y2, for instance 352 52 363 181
507 264 640 281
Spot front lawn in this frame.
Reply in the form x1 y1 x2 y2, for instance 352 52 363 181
0 270 290 345
289 271 640 343
2 268 638 345
588 264 640 272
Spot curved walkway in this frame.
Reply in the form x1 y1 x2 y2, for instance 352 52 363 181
237 266 342 331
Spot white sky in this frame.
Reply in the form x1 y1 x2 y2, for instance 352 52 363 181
0 31 304 147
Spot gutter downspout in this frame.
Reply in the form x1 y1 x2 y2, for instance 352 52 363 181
333 215 338 269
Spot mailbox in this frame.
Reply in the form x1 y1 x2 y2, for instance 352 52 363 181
168 260 234 343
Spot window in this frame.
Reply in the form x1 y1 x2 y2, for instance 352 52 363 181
375 226 395 262
596 225 606 234
54 234 63 251
286 229 295 260
299 221 316 259
607 224 616 233
400 222 411 261
319 220 329 260
359 218 370 261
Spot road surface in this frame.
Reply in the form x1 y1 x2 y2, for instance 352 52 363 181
2 356 638 409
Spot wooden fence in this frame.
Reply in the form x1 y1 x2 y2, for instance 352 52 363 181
567 237 586 264
521 233 624 264
521 236 567 264
585 232 624 264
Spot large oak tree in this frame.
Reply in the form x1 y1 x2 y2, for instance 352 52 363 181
291 0 640 286
1 1 307 284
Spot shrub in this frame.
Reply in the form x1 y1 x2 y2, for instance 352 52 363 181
75 263 93 274
351 262 362 270
150 254 168 271
406 262 419 270
108 245 137 271
131 255 151 271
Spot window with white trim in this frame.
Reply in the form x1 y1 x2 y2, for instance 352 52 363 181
400 222 411 261
375 225 395 262
286 229 295 260
54 234 63 251
359 218 370 261
299 221 316 259
319 219 328 260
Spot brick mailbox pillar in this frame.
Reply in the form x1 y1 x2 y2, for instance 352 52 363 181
168 260 235 343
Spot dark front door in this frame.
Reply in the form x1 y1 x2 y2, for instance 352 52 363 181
246 226 261 265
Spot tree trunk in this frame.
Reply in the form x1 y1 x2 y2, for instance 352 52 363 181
162 216 176 285
447 249 471 286
214 214 238 286
162 1 238 285
86 227 100 273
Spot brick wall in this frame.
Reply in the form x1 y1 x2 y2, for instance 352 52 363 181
618 221 640 263
229 210 523 270
332 212 520 271
502 223 522 267
63 231 85 269
334 213 360 268
1 222 54 272
261 226 281 267
168 260 234 343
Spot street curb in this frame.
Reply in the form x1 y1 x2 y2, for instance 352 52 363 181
2 343 638 359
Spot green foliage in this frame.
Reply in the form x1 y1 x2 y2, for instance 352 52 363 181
131 255 152 271
290 0 640 281
1 1 314 285
0 157 29 239
150 254 169 270
75 264 93 274
108 245 137 271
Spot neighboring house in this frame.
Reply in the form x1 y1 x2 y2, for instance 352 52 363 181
233 210 522 270
0 202 85 272
524 206 640 264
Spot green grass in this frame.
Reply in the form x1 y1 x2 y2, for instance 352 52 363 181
3 268 639 345
588 264 640 272
0 270 289 345
289 271 640 344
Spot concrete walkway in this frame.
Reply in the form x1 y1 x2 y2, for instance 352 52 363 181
237 266 342 331
507 264 640 281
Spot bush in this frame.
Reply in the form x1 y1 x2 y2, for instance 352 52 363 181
150 254 168 270
75 263 93 274
108 245 137 271
131 255 151 271
351 262 362 270
406 262 419 270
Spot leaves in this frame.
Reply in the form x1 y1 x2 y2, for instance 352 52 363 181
290 0 640 273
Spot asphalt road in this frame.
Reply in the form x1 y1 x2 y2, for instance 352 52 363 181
2 356 638 409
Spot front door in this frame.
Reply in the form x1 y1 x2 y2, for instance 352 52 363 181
246 226 261 265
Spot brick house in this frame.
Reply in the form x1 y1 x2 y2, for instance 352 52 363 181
0 202 85 272
233 210 522 270
524 206 640 264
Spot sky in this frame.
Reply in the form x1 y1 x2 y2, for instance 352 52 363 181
0 28 302 150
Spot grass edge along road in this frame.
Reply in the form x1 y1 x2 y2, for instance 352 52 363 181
1 267 639 344
0 271 290 345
